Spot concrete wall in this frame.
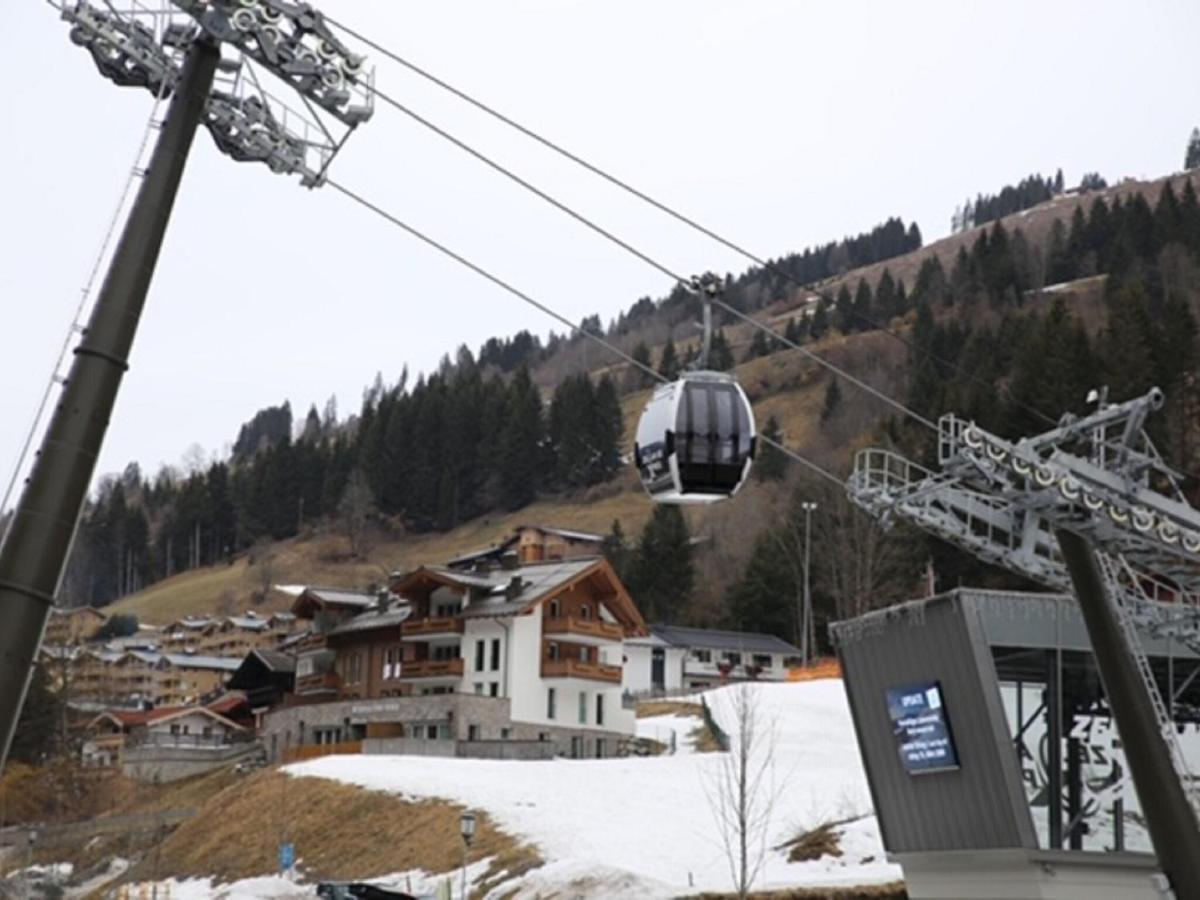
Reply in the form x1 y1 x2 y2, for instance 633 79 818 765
121 742 262 783
364 738 557 760
623 644 686 693
895 848 1165 900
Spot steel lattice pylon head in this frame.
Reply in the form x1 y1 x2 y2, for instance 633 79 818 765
57 0 374 188
848 387 1200 650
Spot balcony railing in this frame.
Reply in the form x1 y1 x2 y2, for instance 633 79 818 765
296 671 341 694
541 659 622 684
543 617 623 642
401 616 465 638
402 658 465 679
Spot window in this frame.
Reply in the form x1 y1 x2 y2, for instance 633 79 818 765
579 646 590 663
724 651 742 666
474 640 485 672
548 642 560 661
596 693 605 726
170 724 180 735
549 599 560 619
474 683 485 695
538 732 549 742
578 691 587 724
693 648 712 663
468 724 480 742
426 725 439 740
501 727 511 740
547 688 557 720
580 604 591 620
752 653 772 669
384 647 402 680
202 725 213 738
491 638 501 671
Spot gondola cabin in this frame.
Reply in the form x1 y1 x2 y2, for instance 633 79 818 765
634 371 756 504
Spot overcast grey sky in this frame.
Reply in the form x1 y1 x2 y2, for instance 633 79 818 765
3 0 1198 493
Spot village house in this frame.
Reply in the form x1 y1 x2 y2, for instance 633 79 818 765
82 702 254 780
623 624 803 695
445 524 605 569
261 554 645 761
68 648 241 707
42 605 108 645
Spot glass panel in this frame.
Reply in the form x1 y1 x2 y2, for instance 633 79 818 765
682 383 711 464
714 388 735 463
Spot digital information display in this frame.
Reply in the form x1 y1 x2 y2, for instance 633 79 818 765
886 681 960 774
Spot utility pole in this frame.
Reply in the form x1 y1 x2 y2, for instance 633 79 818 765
799 501 817 666
0 38 219 771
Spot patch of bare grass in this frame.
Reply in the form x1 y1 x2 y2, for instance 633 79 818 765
635 700 703 720
124 769 533 887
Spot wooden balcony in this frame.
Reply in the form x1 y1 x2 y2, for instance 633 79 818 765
543 617 623 642
295 671 341 694
541 659 622 684
401 616 465 638
402 658 465 679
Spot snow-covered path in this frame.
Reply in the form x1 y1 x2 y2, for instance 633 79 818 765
288 680 901 897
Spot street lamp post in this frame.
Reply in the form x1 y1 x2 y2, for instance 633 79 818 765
800 502 818 666
459 811 477 900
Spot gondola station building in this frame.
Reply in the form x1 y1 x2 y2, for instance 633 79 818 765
257 553 647 761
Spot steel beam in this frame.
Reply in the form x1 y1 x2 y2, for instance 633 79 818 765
0 38 219 771
1055 529 1200 895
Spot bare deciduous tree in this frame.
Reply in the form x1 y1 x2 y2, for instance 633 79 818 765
338 468 377 559
704 685 779 899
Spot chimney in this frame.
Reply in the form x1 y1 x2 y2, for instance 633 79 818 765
505 575 525 600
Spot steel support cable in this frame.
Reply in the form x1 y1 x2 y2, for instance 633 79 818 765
326 178 844 488
352 81 937 434
327 13 1059 430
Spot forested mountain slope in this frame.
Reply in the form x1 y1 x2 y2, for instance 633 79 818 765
67 166 1200 645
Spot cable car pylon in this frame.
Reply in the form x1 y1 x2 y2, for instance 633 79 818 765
0 0 375 772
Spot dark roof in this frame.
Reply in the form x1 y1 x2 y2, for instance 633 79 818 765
650 625 802 655
329 605 413 636
520 524 604 543
251 649 297 673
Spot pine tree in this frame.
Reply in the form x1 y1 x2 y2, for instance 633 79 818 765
744 328 769 362
834 284 854 333
625 505 695 623
710 328 735 370
1186 127 1200 170
658 337 680 380
601 519 631 582
821 377 842 424
754 415 787 481
875 270 897 320
809 302 829 340
852 279 873 330
630 341 653 389
728 529 797 640
497 367 544 510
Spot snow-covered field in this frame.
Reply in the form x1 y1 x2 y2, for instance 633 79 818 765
276 679 900 898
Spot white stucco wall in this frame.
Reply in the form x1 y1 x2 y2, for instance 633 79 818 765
461 618 510 698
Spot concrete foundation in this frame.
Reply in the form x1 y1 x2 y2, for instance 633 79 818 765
897 848 1168 900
